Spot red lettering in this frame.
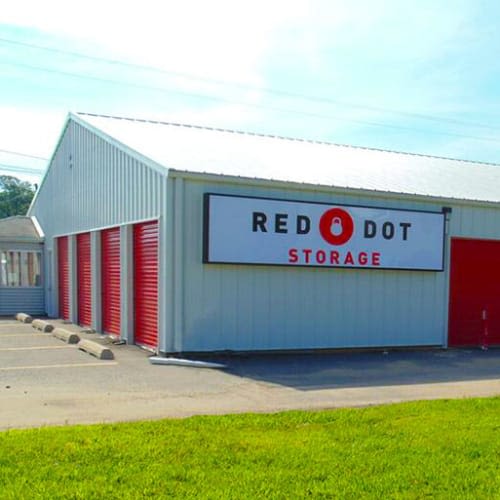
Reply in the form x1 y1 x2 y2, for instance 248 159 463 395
344 251 354 265
303 249 312 263
330 251 340 264
288 248 298 263
358 252 368 265
289 248 381 267
316 250 326 264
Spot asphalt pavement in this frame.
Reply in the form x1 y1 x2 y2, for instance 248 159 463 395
1 318 499 430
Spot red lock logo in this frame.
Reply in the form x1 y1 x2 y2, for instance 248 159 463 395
319 208 354 245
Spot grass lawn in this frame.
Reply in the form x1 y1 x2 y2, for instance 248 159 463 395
0 398 499 499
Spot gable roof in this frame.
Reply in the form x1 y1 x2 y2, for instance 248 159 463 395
0 216 43 243
60 112 500 204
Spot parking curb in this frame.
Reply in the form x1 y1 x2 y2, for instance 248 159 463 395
15 313 33 324
52 328 80 344
78 339 114 360
32 319 54 333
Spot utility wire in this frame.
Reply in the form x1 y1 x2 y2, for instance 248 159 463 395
0 163 45 175
0 149 48 161
3 59 500 146
0 35 498 132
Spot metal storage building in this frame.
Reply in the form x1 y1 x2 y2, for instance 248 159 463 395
0 216 44 315
28 112 500 353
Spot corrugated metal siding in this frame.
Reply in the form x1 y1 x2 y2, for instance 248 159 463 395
133 221 159 348
101 227 121 335
30 121 163 236
0 288 45 315
176 178 448 352
77 232 92 327
30 120 165 318
447 205 500 239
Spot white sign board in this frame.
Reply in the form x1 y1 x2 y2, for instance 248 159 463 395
203 194 445 271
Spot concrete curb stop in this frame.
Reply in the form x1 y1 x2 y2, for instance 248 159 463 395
32 319 54 333
149 356 226 369
16 313 33 324
78 339 114 360
52 327 80 344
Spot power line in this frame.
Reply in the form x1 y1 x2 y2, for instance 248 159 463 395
0 163 45 175
0 35 499 133
0 149 48 161
4 59 500 146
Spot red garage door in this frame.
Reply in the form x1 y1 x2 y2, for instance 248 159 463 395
101 227 121 335
77 232 92 327
133 221 158 348
449 238 500 347
57 236 70 320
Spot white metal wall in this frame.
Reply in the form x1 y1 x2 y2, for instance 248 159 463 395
29 120 166 318
167 173 500 353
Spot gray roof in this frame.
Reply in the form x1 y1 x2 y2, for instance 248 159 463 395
0 216 43 242
76 112 500 204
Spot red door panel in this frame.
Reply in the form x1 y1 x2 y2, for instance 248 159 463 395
57 236 70 320
101 227 121 335
449 238 500 347
133 221 159 348
77 232 92 327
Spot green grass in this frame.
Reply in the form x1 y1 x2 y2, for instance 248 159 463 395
0 398 499 499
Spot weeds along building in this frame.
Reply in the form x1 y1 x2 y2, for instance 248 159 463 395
27 112 500 353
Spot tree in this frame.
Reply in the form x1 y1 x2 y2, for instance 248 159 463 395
0 175 36 218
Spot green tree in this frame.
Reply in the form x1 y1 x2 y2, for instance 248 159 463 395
0 175 36 218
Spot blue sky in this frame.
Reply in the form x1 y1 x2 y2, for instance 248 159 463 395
1 0 500 185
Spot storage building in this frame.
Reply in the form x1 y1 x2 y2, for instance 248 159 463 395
0 216 44 316
27 112 500 353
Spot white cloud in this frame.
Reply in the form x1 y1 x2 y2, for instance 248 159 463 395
1 0 309 84
0 106 64 157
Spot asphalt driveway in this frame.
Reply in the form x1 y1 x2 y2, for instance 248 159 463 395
1 318 499 430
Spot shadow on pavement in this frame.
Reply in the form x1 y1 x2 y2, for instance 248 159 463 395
205 349 500 391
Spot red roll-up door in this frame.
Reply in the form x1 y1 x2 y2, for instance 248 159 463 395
449 238 500 347
57 236 70 320
101 227 121 335
133 221 159 348
77 232 92 327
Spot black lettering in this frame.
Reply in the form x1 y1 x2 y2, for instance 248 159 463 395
400 222 411 240
275 213 288 233
252 212 267 232
382 222 395 239
364 220 377 238
296 215 310 234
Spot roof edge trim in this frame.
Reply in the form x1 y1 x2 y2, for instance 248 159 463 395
30 216 45 238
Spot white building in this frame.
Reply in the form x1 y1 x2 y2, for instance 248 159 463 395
27 112 500 353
